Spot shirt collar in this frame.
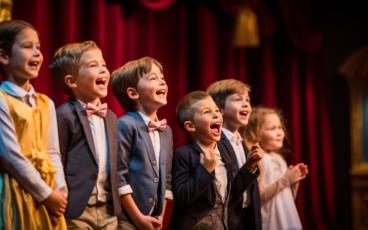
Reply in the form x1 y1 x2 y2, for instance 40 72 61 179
76 98 101 109
0 81 38 99
138 111 158 126
222 127 242 141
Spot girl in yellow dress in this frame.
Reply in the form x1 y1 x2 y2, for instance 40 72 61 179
0 20 67 229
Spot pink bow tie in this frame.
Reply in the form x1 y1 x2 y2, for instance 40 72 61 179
148 119 167 132
86 103 107 117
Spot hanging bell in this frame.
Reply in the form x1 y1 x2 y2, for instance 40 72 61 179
233 6 260 48
0 0 13 22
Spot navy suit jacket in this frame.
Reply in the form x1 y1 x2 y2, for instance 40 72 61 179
56 97 121 218
217 132 262 230
168 141 259 230
116 111 173 222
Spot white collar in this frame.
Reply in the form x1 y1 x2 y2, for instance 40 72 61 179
0 81 38 99
138 111 158 126
222 127 243 141
76 98 101 109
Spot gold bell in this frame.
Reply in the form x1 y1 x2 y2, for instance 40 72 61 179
233 6 260 48
0 0 13 22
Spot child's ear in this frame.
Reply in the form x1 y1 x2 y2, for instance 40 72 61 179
65 75 77 88
0 49 9 65
184 121 195 132
127 87 139 100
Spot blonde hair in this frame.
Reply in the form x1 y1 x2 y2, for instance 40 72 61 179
49 41 99 95
110 57 163 112
240 106 291 159
207 79 250 110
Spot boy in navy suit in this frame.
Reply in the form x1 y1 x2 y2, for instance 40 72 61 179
207 79 263 230
49 41 122 229
110 57 173 230
168 91 263 230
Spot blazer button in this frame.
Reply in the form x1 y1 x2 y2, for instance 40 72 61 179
154 178 159 183
91 172 98 179
148 198 154 203
152 160 157 165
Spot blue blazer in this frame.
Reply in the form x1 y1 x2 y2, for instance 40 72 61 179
168 141 259 230
116 111 173 222
217 132 262 230
56 97 122 218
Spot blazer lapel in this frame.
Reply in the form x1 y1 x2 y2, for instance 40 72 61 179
219 132 239 178
104 111 117 172
241 141 249 157
68 97 98 164
128 112 159 177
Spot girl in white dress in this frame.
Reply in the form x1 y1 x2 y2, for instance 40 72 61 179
240 107 309 230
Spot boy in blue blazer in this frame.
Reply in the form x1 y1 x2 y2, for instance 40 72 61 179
49 41 122 229
168 91 263 230
207 79 263 230
110 57 173 230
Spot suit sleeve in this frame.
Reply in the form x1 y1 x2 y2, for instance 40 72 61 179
172 148 214 208
56 106 69 167
117 118 134 195
165 126 173 200
230 163 260 202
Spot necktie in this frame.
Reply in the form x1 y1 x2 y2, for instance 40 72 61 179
86 103 107 117
147 119 167 132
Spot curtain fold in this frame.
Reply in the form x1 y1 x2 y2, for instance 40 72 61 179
8 0 339 229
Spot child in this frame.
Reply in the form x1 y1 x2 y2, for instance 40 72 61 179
168 91 263 230
207 79 262 230
241 107 309 230
110 57 173 230
0 20 67 229
49 41 122 229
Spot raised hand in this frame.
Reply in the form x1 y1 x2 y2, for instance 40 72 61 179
246 143 264 172
43 190 68 217
200 150 219 173
298 163 309 176
284 163 307 184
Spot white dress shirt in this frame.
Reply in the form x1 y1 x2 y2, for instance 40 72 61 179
200 145 228 203
76 99 110 204
117 112 173 203
222 127 250 208
0 81 67 202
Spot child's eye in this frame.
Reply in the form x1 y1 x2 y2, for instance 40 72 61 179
161 77 166 82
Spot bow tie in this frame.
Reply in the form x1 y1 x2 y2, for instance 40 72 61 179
86 103 107 117
148 119 167 132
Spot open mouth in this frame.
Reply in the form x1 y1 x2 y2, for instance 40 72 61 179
28 61 39 70
239 110 248 119
96 77 108 88
210 122 221 135
156 89 166 97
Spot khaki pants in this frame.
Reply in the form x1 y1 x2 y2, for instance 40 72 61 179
117 220 137 230
66 202 117 230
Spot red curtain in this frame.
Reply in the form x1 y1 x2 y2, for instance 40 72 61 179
8 0 339 229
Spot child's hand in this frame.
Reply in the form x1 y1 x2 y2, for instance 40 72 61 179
153 216 164 230
246 143 264 172
200 150 219 173
136 215 162 230
298 163 309 176
43 191 67 216
284 163 306 184
47 209 60 226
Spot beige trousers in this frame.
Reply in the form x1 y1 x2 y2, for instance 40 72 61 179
66 202 117 230
117 220 138 230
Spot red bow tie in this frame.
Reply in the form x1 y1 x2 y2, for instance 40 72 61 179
148 119 167 132
86 103 107 117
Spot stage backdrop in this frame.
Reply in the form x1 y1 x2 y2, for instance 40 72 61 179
8 0 339 229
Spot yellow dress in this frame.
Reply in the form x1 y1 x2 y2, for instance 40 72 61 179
0 89 66 230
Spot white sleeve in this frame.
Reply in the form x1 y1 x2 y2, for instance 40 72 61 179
0 97 52 202
47 99 68 197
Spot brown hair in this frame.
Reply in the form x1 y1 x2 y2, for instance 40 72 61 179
176 91 210 134
240 106 292 158
0 20 38 74
49 41 99 95
207 79 251 110
110 57 163 112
